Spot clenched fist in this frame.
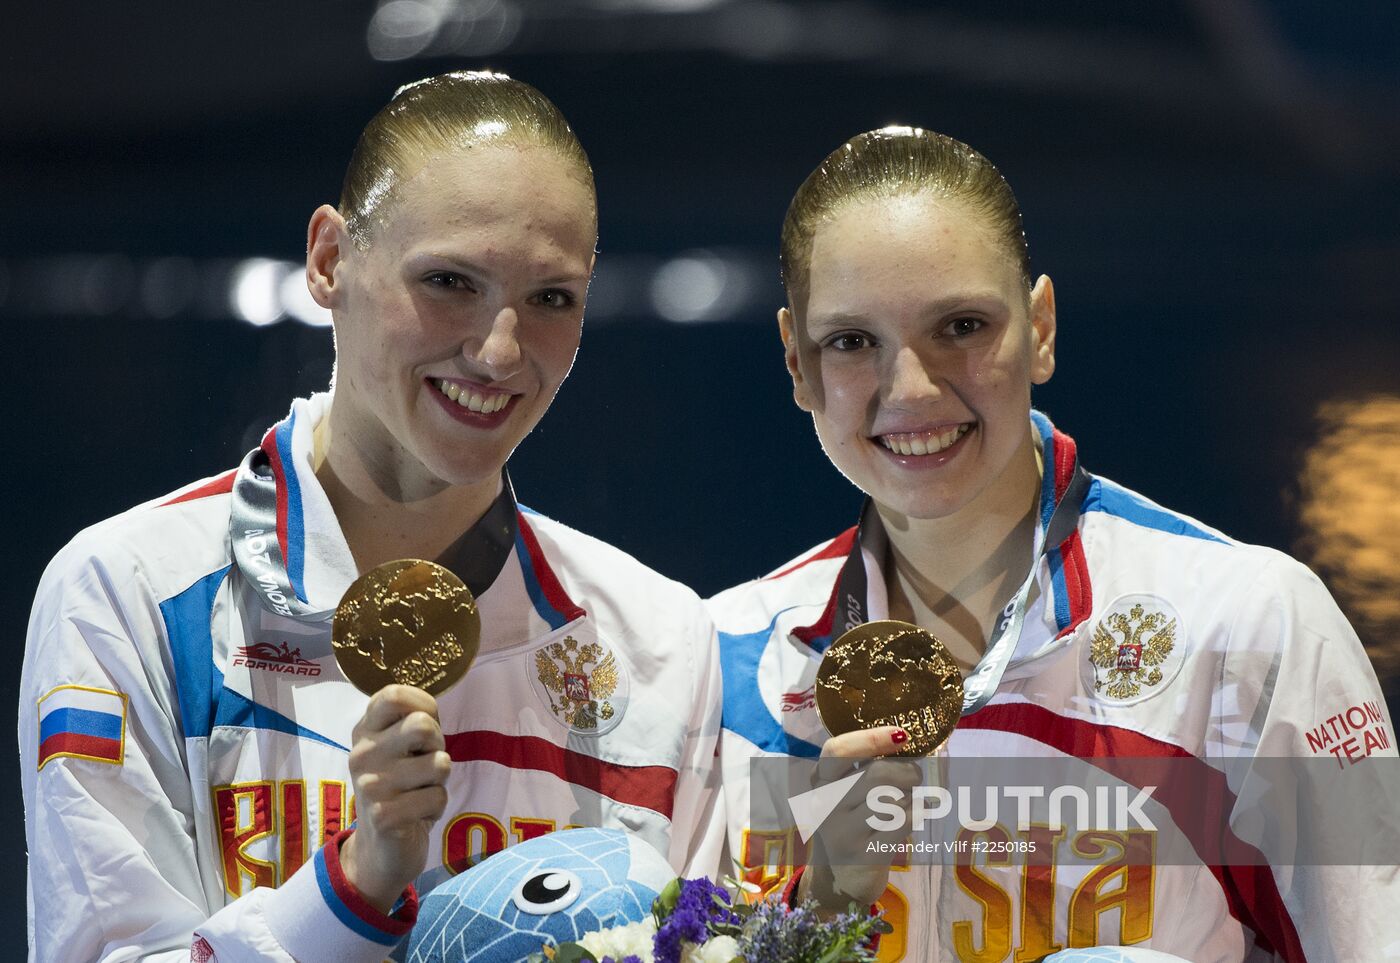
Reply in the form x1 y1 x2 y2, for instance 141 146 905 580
339 685 452 911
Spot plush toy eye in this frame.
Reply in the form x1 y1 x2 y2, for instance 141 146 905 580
511 869 582 915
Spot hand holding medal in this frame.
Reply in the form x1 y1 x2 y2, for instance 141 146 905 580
332 559 481 912
797 620 963 913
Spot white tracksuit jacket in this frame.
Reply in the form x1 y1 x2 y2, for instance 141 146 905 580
21 393 723 962
710 412 1398 963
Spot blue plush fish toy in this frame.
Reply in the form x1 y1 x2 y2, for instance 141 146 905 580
406 827 675 963
1041 949 1191 962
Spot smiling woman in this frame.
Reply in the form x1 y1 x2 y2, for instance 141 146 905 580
788 193 1053 528
710 126 1399 962
308 117 598 567
20 71 723 963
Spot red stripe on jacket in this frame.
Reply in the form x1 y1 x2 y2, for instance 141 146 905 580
159 469 237 507
1048 426 1094 638
259 428 292 570
766 527 858 582
444 729 677 819
514 512 587 622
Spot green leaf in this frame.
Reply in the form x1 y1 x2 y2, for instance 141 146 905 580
549 945 599 963
870 919 893 935
652 877 682 922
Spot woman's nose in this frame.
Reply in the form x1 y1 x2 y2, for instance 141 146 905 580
886 345 943 404
470 306 522 378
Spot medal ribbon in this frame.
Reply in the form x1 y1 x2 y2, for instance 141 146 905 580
960 459 1090 714
835 455 1092 716
230 442 330 620
230 435 522 620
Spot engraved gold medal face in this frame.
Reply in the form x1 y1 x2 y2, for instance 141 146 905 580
815 620 964 756
332 559 480 696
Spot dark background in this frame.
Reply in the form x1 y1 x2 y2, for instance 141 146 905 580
4 1 1398 953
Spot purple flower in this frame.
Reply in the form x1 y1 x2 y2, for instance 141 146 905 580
653 878 739 963
738 896 880 963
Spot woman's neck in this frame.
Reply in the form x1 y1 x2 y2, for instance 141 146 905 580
313 409 500 574
881 438 1042 669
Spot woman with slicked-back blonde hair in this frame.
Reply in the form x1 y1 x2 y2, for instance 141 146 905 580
338 71 594 250
711 126 1397 961
22 70 724 962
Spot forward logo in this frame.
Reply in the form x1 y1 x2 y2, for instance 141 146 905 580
781 686 815 713
232 642 322 677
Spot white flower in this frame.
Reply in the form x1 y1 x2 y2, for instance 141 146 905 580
681 935 740 963
576 917 658 962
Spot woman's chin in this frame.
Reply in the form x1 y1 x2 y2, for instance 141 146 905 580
872 492 973 523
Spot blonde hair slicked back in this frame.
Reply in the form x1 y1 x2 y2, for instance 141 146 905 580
780 126 1029 310
339 70 594 247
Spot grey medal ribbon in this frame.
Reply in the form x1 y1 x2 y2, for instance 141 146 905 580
960 460 1092 715
229 443 332 621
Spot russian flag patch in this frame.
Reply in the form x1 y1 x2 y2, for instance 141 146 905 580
37 685 127 770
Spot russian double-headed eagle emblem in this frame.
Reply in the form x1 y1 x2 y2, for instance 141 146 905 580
535 636 621 731
1089 602 1177 700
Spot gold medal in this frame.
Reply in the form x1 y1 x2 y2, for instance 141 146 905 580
815 620 964 756
332 559 480 696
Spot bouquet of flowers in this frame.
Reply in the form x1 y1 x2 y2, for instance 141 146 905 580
527 875 890 963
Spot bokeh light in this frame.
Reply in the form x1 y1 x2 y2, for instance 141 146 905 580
1294 394 1400 674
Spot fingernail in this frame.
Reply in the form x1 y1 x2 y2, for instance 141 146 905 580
891 729 909 745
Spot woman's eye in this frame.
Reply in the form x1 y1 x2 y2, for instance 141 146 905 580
824 332 872 352
510 869 582 915
946 316 984 337
533 289 576 310
423 271 473 291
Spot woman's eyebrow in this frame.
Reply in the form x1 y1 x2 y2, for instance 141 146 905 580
408 251 589 284
808 293 1008 328
407 251 484 270
805 311 870 330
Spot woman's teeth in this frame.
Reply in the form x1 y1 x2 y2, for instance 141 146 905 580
879 424 970 456
436 379 510 414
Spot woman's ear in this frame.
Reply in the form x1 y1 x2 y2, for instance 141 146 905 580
778 306 816 412
306 205 351 310
1028 274 1057 385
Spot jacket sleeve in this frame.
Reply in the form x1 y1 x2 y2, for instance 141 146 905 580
1221 554 1400 963
666 606 727 882
21 539 415 962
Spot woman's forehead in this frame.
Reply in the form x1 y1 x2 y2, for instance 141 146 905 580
810 194 1007 276
819 192 984 243
372 144 597 247
408 144 590 204
802 195 1024 319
